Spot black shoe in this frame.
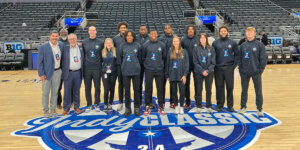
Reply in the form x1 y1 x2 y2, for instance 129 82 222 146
228 107 235 112
134 108 140 116
216 107 224 112
149 103 156 109
123 108 132 117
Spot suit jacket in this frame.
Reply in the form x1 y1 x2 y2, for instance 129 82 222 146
37 41 64 80
61 45 84 80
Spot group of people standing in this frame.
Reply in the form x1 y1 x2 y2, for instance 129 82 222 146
37 22 266 118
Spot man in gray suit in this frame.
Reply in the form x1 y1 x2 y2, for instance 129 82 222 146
37 30 64 118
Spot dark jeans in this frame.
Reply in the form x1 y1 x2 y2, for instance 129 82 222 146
145 70 164 108
123 75 140 109
117 66 124 103
195 73 213 108
185 70 196 105
170 81 185 107
214 67 234 109
63 71 82 111
240 72 263 111
84 69 101 107
102 72 117 105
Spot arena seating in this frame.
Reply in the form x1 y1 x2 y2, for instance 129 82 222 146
0 53 25 70
198 0 300 36
271 0 300 11
75 0 213 40
0 2 80 41
265 46 293 64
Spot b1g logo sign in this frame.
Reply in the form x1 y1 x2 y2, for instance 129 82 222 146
268 36 283 46
3 41 24 53
12 98 281 150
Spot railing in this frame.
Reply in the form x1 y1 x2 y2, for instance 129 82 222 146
194 9 224 34
56 11 86 29
267 0 292 14
0 2 12 13
279 26 300 43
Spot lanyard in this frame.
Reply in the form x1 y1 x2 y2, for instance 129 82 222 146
105 50 113 66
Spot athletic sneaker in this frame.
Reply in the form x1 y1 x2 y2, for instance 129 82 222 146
207 108 213 114
44 110 50 118
197 108 201 114
238 108 247 114
117 103 123 111
179 107 184 115
216 107 225 112
85 106 92 113
228 107 235 112
51 109 58 118
184 104 190 110
257 110 264 117
103 105 108 111
174 106 179 114
144 106 151 116
158 106 166 115
95 104 100 112
170 103 175 109
107 104 112 111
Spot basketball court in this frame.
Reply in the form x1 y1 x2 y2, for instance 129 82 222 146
0 64 299 149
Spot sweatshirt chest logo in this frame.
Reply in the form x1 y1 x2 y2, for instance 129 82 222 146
202 56 207 63
172 61 178 69
158 47 162 52
90 50 95 58
134 49 138 53
244 51 250 59
151 53 156 60
253 47 257 51
228 44 232 48
95 45 99 49
126 54 132 62
224 49 229 57
194 44 197 47
208 52 211 56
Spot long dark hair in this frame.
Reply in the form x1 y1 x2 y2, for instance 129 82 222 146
198 33 211 49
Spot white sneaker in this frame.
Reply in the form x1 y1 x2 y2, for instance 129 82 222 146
117 103 123 111
174 106 179 114
257 110 264 117
95 104 100 112
207 108 213 114
197 108 201 114
179 107 184 115
85 106 92 113
238 108 247 114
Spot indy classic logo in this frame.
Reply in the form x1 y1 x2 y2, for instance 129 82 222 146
12 97 281 150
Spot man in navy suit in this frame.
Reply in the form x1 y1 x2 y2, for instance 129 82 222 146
38 30 64 118
61 33 83 115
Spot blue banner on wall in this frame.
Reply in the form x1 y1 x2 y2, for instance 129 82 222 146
65 18 83 26
198 15 216 24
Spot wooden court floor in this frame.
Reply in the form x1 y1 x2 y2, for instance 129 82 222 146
0 64 300 150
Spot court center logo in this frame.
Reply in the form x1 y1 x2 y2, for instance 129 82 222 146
12 97 281 150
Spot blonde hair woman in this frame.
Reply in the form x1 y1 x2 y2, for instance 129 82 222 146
101 38 117 111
